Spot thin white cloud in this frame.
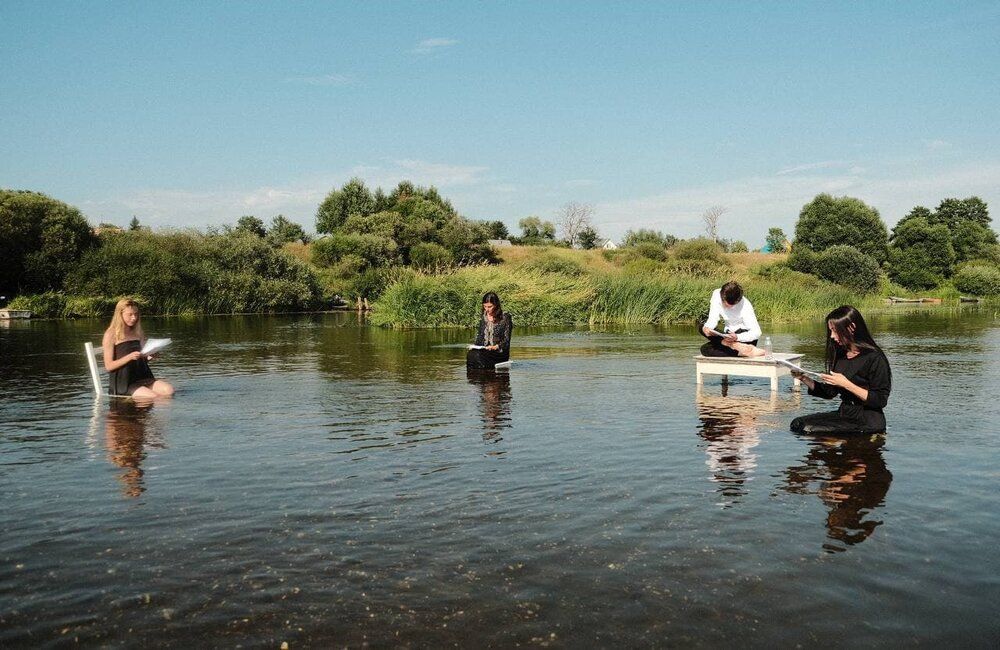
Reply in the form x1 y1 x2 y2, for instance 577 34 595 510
923 139 951 151
565 179 598 188
285 73 353 86
412 38 458 54
775 160 853 176
392 159 488 186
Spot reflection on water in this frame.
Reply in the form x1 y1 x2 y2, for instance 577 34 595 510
782 434 893 553
466 368 513 446
103 400 165 498
695 384 800 507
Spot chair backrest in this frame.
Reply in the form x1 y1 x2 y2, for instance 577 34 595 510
84 342 103 396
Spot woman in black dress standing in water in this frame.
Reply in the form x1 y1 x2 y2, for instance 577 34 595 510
466 292 513 370
791 305 891 434
102 298 175 399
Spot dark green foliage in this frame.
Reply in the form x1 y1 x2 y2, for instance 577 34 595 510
311 232 400 269
64 230 321 313
788 247 817 273
931 197 990 230
267 215 309 245
721 239 749 253
485 220 509 240
622 228 677 248
128 216 141 231
794 194 889 263
951 220 998 264
887 217 955 289
0 190 98 295
633 242 669 262
765 227 786 253
236 215 267 238
953 265 1000 296
409 242 453 270
316 178 376 233
812 245 881 293
576 225 599 250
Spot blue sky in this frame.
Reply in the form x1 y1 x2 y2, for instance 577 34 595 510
2 1 999 245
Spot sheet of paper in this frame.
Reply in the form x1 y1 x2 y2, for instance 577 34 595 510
141 338 172 356
468 344 486 350
775 358 826 382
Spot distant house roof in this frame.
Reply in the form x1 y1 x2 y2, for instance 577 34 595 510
602 239 618 249
488 239 513 247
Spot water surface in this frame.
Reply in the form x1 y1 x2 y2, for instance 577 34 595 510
1 309 998 647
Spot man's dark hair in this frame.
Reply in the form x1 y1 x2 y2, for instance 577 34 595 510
720 281 743 305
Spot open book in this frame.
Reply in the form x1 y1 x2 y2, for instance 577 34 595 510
141 338 171 356
775 358 827 382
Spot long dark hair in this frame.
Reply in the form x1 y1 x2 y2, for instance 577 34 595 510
824 305 888 375
482 291 503 321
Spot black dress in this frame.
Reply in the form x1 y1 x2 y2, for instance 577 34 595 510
109 340 156 396
466 313 513 369
697 321 759 358
790 348 891 434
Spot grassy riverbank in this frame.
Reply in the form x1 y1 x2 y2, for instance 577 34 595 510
370 247 891 327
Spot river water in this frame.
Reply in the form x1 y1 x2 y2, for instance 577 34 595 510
1 309 998 647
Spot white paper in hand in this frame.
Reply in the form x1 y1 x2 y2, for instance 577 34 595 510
468 344 486 350
775 358 825 382
141 338 172 356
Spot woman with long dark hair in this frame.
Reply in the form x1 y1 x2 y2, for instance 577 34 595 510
466 292 513 369
790 305 891 434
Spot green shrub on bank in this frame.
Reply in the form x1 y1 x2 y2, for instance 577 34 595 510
673 238 725 263
953 265 1000 296
7 292 120 318
521 250 585 276
812 245 881 293
64 230 321 314
409 242 453 271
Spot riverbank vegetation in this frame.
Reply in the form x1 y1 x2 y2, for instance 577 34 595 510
2 184 998 324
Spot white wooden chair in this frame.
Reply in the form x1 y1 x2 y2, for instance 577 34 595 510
84 342 105 396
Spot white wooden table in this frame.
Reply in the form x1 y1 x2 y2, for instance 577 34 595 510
694 353 803 391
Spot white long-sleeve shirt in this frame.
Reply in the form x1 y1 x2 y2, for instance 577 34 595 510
704 289 762 343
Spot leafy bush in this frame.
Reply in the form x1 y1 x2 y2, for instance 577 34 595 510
788 247 817 273
522 251 585 276
953 265 1000 296
794 194 889 263
622 228 678 248
64 230 321 313
728 240 749 253
409 242 453 271
633 242 669 262
813 245 881 293
951 220 998 264
311 232 400 268
887 217 955 289
7 291 68 317
672 238 725 263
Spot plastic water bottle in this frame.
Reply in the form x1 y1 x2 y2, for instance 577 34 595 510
763 336 773 360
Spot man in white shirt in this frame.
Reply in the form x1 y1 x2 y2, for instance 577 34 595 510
699 281 765 358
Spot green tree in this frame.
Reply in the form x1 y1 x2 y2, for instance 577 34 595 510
518 216 556 243
813 245 882 293
576 225 600 250
765 227 787 253
0 190 97 295
316 177 376 233
236 215 267 238
886 217 955 289
951 220 998 264
485 220 509 240
931 197 990 230
129 216 141 231
793 194 889 263
267 215 309 245
622 228 677 248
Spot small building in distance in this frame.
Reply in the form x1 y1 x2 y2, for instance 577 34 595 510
488 239 513 248
602 239 618 250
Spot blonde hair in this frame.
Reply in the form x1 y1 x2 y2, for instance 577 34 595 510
109 298 145 344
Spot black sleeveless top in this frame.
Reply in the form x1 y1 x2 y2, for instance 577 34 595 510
109 340 155 395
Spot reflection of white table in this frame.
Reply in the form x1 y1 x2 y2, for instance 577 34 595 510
694 353 803 391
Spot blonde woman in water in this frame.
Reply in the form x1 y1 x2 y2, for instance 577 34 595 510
102 298 174 399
